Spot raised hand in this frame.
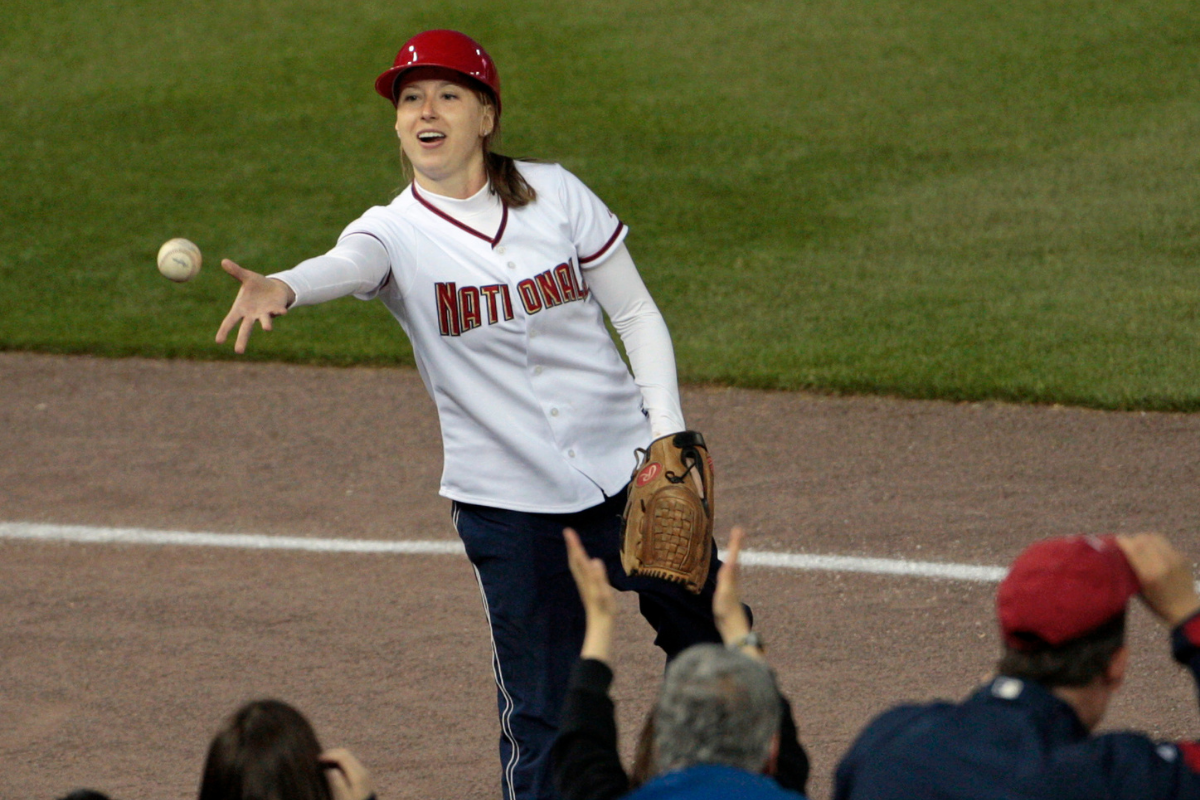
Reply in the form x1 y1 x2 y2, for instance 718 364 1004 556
714 527 760 658
320 748 375 800
1116 533 1200 627
564 527 617 663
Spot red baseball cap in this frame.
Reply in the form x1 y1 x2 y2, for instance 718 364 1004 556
374 30 501 113
996 535 1141 651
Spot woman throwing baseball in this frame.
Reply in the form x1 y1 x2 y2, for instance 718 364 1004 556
216 30 728 800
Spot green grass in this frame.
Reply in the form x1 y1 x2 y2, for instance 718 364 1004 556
3 0 1199 408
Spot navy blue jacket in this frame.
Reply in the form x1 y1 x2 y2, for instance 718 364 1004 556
835 612 1200 800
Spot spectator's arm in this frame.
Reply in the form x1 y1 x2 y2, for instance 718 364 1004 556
1117 534 1200 776
772 691 811 795
713 528 761 659
553 530 631 800
564 528 617 664
715 527 809 792
551 658 631 800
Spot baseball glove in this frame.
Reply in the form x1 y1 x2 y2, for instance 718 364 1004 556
621 431 715 594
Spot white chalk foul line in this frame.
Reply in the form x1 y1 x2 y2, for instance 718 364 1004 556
0 522 465 555
0 521 1009 583
736 550 1007 583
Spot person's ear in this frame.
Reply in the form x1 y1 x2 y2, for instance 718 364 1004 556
1105 645 1130 688
762 732 780 776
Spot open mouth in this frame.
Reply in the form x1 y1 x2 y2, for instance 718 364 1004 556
417 131 446 143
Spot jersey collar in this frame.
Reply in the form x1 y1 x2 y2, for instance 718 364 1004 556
411 182 508 248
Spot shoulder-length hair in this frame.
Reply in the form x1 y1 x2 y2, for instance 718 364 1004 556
198 699 332 800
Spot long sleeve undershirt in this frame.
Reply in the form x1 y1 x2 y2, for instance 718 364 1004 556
271 213 685 437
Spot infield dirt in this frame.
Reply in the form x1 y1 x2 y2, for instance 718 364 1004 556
2 352 1198 799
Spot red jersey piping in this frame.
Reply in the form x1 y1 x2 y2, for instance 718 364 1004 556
411 182 508 248
579 220 626 264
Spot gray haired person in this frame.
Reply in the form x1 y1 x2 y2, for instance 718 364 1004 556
553 527 807 800
653 644 783 777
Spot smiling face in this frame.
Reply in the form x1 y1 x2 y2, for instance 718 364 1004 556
394 67 496 198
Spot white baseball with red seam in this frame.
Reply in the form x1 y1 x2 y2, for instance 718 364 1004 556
157 238 202 282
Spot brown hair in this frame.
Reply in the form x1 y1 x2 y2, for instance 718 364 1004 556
197 699 332 800
397 79 536 208
997 612 1126 688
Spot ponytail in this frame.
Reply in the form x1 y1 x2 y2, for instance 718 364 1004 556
485 151 536 208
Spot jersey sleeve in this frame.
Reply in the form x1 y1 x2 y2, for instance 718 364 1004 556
586 244 685 436
270 233 391 307
554 164 629 268
336 204 418 299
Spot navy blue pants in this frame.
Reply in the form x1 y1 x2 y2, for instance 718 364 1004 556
453 488 729 800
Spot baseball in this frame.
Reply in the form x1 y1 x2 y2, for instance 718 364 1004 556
157 238 202 282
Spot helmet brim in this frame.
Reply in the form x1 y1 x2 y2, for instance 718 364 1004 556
374 64 501 115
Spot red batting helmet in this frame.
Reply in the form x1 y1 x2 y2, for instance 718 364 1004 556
374 30 501 114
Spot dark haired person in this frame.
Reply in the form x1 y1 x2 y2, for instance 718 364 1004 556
214 29 726 800
834 532 1200 800
198 699 374 800
553 528 808 800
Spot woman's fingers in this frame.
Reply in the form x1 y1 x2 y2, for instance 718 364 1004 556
214 261 289 352
215 307 241 345
236 316 256 354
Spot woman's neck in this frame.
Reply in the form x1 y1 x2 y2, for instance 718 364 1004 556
413 158 488 199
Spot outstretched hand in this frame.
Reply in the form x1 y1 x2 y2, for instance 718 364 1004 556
1116 533 1200 627
215 259 295 353
564 527 617 664
714 527 759 658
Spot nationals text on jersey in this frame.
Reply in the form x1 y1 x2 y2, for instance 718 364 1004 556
436 260 590 337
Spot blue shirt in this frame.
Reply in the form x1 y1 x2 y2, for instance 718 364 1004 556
627 764 805 800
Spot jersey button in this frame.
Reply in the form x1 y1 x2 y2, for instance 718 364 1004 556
507 261 517 269
533 366 543 375
568 450 576 458
496 246 507 254
550 408 559 416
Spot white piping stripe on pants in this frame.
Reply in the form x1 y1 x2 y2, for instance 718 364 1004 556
454 505 521 800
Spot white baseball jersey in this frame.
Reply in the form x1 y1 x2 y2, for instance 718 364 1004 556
331 162 654 513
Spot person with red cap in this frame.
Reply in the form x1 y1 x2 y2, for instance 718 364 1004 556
213 29 729 800
834 532 1200 799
